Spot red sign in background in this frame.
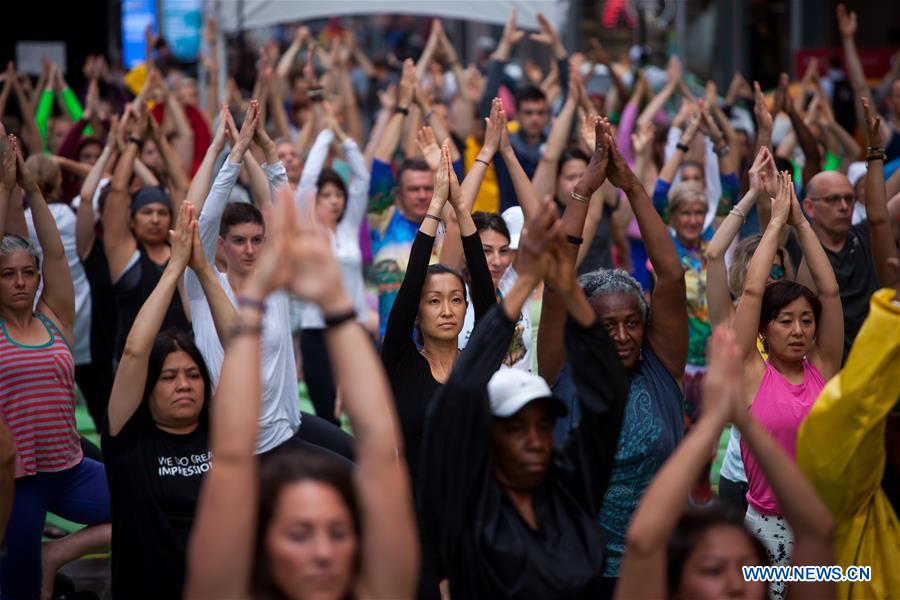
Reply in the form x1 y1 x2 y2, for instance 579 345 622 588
795 47 898 81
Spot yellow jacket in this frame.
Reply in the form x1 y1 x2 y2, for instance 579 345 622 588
797 288 900 599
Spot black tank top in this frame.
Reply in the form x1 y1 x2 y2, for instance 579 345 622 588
113 244 190 361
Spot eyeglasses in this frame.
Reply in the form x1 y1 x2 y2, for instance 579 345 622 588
769 264 785 281
809 194 855 206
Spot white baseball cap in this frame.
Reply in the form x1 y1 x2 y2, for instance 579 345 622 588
501 206 524 250
488 369 568 418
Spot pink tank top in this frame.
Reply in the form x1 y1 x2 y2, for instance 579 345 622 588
741 359 824 515
0 313 82 478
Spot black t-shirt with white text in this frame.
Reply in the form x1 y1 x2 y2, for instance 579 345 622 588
102 406 211 599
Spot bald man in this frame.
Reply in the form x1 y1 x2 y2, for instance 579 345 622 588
802 171 882 361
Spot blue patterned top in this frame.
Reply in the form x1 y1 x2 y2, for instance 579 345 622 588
599 345 683 576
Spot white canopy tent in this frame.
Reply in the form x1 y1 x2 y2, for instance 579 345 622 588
213 0 568 33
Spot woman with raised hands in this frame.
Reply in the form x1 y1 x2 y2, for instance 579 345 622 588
538 119 689 591
102 101 190 362
705 146 793 515
732 171 842 598
380 142 495 597
0 136 111 599
420 198 630 598
436 99 535 372
294 103 371 426
616 327 835 600
185 188 418 600
102 201 234 599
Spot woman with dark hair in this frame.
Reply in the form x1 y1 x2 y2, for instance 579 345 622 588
381 143 494 597
732 172 843 598
616 327 834 600
705 146 789 514
295 113 370 425
0 136 111 599
539 120 689 591
457 211 536 371
103 202 235 598
185 189 417 600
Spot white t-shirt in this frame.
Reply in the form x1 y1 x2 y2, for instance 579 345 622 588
26 204 91 365
459 265 532 371
186 158 300 453
185 269 300 453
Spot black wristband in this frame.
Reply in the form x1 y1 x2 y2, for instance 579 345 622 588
475 158 490 167
228 323 263 340
676 143 689 153
128 136 144 150
395 106 410 116
324 309 356 329
566 234 584 246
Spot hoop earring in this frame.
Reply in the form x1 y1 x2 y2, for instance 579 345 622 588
759 335 769 355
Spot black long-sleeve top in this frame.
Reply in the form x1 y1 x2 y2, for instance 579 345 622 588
380 230 496 490
420 304 630 599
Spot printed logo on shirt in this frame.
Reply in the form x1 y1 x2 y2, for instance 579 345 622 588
157 451 213 477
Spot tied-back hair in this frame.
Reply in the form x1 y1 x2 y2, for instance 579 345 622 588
759 280 822 333
728 235 795 299
415 264 468 346
472 211 510 243
667 504 769 593
578 268 650 323
142 330 212 430
24 154 62 199
253 449 360 600
0 233 40 270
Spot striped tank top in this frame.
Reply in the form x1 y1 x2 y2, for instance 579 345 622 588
0 313 82 478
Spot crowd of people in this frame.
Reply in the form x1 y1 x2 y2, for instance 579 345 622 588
0 3 898 599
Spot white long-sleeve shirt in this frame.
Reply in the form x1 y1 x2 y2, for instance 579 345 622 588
664 127 722 231
184 159 300 453
294 129 371 329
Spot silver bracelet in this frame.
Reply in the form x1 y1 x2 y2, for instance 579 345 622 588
729 206 746 224
570 190 590 204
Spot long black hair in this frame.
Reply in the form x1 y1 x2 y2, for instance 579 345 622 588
141 329 212 430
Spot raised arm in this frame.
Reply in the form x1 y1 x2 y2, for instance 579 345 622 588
532 73 580 201
617 327 739 600
753 81 774 153
184 104 228 214
75 121 116 260
0 135 16 237
637 56 681 127
281 187 418 597
148 111 190 215
379 148 449 367
836 4 891 143
108 203 194 435
196 102 259 261
185 189 294 599
733 172 791 361
498 109 542 220
372 60 414 164
608 130 688 380
861 98 898 289
15 142 74 337
789 184 842 379
706 147 774 326
102 106 142 280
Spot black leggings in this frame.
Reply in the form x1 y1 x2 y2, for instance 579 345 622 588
293 411 355 464
300 328 340 426
75 361 115 433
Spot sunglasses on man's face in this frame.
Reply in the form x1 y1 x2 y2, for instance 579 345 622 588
769 264 785 281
